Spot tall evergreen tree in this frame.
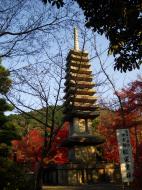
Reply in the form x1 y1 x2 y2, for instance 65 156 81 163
0 60 26 190
0 59 17 156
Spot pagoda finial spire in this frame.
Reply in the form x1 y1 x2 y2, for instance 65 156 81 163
74 27 79 51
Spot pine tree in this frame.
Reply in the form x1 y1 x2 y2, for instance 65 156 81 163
0 60 25 190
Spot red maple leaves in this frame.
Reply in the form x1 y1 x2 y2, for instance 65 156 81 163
98 78 142 188
12 122 69 170
11 78 142 187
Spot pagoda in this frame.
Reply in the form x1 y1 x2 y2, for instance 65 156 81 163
63 28 104 147
43 28 105 186
60 28 105 184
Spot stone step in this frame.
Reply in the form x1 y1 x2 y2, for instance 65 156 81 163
42 184 132 190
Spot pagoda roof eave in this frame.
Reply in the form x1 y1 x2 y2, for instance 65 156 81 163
65 75 93 82
66 49 88 60
64 88 96 96
66 68 92 75
64 97 97 104
65 105 97 112
64 83 95 89
66 60 91 68
64 112 99 120
60 134 105 148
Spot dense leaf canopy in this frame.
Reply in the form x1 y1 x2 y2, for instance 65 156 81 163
76 0 142 72
43 0 142 72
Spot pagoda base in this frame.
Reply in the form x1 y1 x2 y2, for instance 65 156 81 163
43 134 105 186
42 163 99 186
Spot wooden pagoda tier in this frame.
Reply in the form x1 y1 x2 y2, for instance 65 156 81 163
64 49 98 120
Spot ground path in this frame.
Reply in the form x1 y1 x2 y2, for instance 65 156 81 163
42 184 133 190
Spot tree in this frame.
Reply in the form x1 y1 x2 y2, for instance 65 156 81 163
0 60 26 190
0 0 82 65
0 59 19 157
117 78 142 151
116 78 142 189
134 142 142 190
12 123 69 190
12 122 69 169
0 60 11 157
93 39 141 184
97 109 119 163
78 0 142 72
5 44 66 189
43 0 142 72
42 0 64 8
97 77 142 188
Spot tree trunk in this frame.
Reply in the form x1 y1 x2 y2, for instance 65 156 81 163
34 163 43 190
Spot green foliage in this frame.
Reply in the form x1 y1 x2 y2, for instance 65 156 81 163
0 143 9 157
0 158 35 190
9 106 64 133
42 0 141 72
0 126 20 145
0 99 13 112
75 0 142 72
92 118 99 129
0 61 16 153
0 60 24 190
0 61 11 94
